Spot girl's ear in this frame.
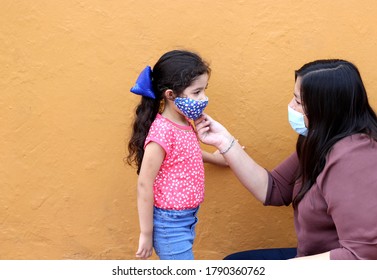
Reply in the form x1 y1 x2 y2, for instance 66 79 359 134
164 89 176 101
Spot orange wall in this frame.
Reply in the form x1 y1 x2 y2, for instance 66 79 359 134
1 1 377 260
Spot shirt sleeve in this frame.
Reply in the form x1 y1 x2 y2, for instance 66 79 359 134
319 136 377 259
264 152 299 206
144 120 173 155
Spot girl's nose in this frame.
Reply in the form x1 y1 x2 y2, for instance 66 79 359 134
199 92 208 101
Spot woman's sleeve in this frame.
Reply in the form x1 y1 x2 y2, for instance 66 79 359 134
264 152 299 206
319 137 377 259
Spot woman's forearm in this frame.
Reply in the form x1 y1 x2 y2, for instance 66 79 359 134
220 139 269 203
194 115 269 203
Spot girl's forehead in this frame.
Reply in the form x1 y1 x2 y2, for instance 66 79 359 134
191 74 209 85
195 73 209 80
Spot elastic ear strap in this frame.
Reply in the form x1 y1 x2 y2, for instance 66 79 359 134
130 66 156 99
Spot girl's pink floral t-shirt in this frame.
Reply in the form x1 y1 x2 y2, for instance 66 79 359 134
144 114 205 210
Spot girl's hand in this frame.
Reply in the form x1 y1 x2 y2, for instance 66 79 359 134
135 232 153 259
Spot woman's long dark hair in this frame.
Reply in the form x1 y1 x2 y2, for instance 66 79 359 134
126 50 211 174
293 59 377 207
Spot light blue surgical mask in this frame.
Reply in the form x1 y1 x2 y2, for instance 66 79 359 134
174 97 209 120
288 105 308 136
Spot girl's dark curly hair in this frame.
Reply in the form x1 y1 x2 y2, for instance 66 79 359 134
126 50 211 174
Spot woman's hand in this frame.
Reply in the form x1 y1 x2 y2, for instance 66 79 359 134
195 114 232 149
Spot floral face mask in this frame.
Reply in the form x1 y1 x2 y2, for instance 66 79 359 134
174 97 209 120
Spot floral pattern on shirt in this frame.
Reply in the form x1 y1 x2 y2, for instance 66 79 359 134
145 114 205 210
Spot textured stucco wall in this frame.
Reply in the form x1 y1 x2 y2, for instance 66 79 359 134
1 1 377 260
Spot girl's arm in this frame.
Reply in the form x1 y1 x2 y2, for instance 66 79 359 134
136 142 165 259
202 150 228 166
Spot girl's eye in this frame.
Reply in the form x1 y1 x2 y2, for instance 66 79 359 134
295 99 301 105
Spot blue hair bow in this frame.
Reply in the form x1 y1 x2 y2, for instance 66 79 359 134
130 66 156 99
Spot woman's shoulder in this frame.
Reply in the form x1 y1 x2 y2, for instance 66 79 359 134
329 133 377 161
318 134 377 193
333 133 375 147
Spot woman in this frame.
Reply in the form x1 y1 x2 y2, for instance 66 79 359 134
195 59 377 259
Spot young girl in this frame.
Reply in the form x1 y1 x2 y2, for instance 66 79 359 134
127 50 224 260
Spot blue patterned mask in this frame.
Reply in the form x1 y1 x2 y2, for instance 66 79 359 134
174 97 209 120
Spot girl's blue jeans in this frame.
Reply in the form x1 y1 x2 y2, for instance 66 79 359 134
153 206 199 260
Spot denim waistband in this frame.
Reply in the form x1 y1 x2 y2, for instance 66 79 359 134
154 206 199 218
